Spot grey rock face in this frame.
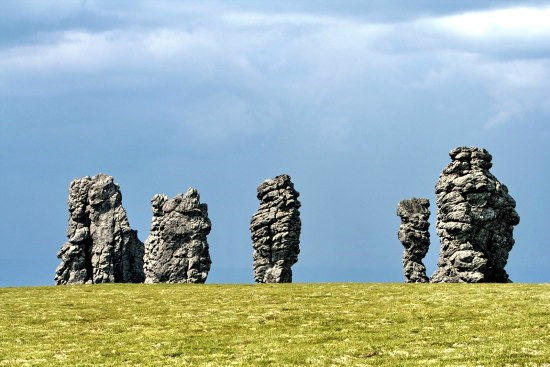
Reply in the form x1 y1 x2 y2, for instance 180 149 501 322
431 147 520 283
55 174 144 285
251 174 301 283
397 198 430 283
144 188 211 283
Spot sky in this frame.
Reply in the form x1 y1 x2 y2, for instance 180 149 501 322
1 0 549 286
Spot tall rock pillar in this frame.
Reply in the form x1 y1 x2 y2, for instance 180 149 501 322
397 198 430 283
55 174 144 284
250 174 301 283
144 188 212 283
431 147 520 283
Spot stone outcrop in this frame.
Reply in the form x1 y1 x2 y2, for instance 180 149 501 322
55 174 144 284
397 198 430 283
431 147 520 283
250 174 301 283
144 188 211 283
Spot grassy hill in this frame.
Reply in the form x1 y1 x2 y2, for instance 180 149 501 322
0 283 548 366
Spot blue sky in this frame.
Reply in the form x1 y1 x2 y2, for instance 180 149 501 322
1 1 549 286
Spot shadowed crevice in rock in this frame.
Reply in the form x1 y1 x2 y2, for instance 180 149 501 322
55 174 145 285
397 198 430 283
431 147 520 283
144 187 211 283
251 174 301 283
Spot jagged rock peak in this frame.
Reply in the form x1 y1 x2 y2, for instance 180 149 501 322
431 147 520 283
251 174 301 283
397 198 430 283
144 187 212 283
55 173 144 285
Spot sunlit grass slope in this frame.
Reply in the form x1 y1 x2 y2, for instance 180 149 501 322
1 283 549 366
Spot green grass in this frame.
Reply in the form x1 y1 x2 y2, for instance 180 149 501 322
1 283 549 366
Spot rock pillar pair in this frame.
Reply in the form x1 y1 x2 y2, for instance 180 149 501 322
55 175 212 285
397 147 520 283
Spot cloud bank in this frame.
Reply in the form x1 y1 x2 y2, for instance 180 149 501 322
2 1 549 141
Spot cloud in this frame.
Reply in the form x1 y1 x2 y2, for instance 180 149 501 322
429 6 550 39
1 3 549 139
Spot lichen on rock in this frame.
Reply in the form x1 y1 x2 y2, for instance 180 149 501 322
55 174 144 285
250 174 301 283
431 147 520 283
143 187 211 283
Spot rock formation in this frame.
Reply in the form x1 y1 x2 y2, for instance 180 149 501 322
144 188 211 283
55 174 144 285
250 174 301 283
431 147 520 283
397 198 430 283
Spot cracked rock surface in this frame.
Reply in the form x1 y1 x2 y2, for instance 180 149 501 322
55 174 144 285
250 174 301 283
397 198 430 283
431 147 520 283
144 188 211 283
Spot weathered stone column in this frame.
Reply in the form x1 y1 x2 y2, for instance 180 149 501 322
431 147 520 283
144 187 212 283
397 198 430 283
55 174 144 284
251 174 301 283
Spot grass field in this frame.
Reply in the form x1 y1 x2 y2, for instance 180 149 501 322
0 283 549 366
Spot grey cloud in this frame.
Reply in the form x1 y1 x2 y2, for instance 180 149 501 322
1 2 549 142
